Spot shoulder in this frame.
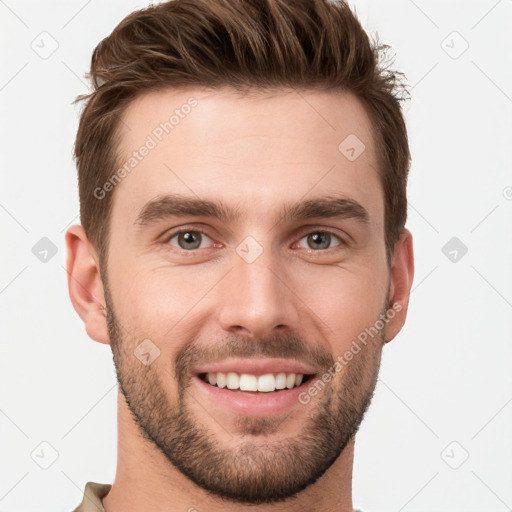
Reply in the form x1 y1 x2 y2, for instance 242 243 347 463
73 481 112 512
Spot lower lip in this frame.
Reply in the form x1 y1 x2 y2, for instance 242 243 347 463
192 375 313 416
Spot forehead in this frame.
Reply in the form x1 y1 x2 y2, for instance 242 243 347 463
112 86 383 228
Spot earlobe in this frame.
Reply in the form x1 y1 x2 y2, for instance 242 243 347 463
385 228 414 343
65 225 110 345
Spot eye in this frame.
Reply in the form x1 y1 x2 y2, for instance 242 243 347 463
296 231 344 251
166 229 215 251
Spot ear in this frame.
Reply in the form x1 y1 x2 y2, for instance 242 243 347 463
65 225 110 345
384 228 414 343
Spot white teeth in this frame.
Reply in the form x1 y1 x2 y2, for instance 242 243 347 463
216 372 226 388
275 373 287 389
257 373 276 392
202 372 307 392
239 373 258 391
226 372 239 390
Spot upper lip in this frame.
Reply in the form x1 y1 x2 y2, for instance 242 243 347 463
193 358 318 377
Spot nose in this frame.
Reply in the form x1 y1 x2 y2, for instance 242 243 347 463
217 242 300 339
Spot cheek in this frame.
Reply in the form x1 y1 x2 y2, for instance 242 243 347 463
107 260 218 345
296 262 388 347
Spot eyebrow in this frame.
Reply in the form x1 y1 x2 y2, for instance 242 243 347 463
134 193 370 228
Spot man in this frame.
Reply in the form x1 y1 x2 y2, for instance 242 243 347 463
66 0 414 510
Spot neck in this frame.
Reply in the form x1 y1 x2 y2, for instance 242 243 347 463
103 390 355 512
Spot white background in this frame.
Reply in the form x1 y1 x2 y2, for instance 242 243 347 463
1 1 511 511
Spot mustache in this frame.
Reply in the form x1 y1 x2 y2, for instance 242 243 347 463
174 332 335 386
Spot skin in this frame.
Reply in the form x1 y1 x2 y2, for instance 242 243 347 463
66 87 414 512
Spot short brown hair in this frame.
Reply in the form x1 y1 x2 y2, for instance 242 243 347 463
74 0 410 268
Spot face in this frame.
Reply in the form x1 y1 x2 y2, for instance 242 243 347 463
102 87 393 503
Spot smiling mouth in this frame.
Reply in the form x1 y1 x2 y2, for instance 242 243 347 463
197 372 315 393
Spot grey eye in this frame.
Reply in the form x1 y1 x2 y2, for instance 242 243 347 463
168 230 212 250
297 232 342 251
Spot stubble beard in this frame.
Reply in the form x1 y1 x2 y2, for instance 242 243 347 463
104 285 384 504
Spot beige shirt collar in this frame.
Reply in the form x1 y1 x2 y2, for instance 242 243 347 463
73 482 111 512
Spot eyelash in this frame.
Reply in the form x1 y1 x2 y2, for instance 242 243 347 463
163 227 347 254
